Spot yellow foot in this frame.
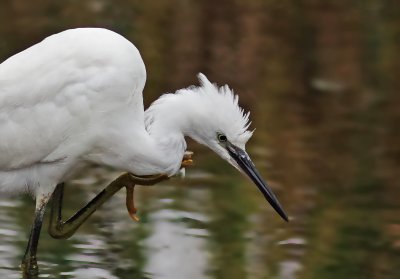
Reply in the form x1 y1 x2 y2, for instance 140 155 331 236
181 151 194 168
126 185 140 222
124 173 169 222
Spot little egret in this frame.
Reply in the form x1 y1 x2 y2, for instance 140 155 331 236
0 28 288 275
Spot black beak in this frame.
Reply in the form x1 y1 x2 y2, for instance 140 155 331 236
227 143 289 222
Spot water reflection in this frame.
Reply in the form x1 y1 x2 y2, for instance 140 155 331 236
0 200 23 279
144 208 209 278
0 144 398 279
0 162 295 279
1 0 400 278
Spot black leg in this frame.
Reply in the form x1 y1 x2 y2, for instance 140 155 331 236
21 199 47 277
48 173 168 239
19 152 194 276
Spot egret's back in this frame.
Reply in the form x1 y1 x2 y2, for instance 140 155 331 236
0 28 146 172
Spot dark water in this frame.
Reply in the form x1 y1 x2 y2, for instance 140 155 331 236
0 1 399 278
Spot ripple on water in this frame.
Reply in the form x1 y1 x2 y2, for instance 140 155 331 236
0 200 22 208
60 267 119 279
0 268 22 279
65 254 103 264
144 208 211 279
152 208 210 223
0 197 24 276
0 228 18 237
184 227 210 237
278 237 307 246
279 260 303 279
73 238 107 250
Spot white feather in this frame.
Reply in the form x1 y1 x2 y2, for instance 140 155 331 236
0 28 254 198
145 73 253 149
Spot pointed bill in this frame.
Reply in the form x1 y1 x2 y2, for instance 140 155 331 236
226 143 289 222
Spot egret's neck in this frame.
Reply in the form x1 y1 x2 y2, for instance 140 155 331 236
88 93 196 177
143 100 185 175
144 92 203 175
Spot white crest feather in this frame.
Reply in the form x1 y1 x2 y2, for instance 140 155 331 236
194 73 253 145
145 73 253 148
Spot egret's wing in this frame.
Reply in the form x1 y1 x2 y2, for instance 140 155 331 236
0 28 146 170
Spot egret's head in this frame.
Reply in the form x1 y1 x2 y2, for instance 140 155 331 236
178 74 288 221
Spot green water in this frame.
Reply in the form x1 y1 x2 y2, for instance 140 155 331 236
1 1 399 278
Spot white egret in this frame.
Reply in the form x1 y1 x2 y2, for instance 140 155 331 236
0 28 288 275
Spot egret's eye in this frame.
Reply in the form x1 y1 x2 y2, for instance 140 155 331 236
217 133 227 143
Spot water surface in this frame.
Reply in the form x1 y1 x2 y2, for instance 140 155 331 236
0 1 399 278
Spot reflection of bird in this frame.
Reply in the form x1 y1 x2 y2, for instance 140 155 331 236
0 28 288 275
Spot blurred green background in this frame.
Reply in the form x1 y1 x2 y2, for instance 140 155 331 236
0 1 399 278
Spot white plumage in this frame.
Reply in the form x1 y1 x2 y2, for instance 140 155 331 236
1 29 288 273
0 28 253 197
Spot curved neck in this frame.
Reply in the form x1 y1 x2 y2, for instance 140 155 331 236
145 92 208 144
86 101 188 177
85 94 193 176
147 130 187 176
143 95 190 175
